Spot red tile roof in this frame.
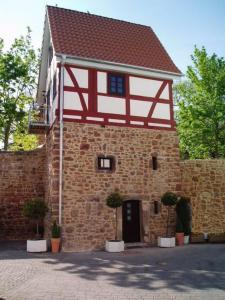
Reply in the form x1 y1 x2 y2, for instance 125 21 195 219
47 6 181 75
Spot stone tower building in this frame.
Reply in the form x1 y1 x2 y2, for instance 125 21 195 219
30 6 182 251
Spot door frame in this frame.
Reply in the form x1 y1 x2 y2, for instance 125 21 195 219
117 199 143 243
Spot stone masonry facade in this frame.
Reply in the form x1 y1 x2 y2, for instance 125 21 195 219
181 160 225 235
60 122 182 251
1 122 225 249
0 148 46 240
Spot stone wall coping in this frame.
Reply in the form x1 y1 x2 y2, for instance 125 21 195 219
0 146 45 156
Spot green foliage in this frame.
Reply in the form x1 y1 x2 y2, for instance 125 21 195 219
161 192 177 237
23 197 48 236
175 46 225 159
161 192 178 207
23 198 48 220
106 192 124 240
0 27 39 150
176 196 192 235
51 221 60 238
106 192 123 209
176 217 184 233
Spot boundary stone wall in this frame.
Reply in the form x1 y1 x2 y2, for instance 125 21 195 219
181 160 225 234
0 148 46 239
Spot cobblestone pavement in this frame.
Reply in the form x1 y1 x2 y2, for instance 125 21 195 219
0 242 225 300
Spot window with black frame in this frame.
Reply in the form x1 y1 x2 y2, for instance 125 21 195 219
97 156 115 171
108 74 125 96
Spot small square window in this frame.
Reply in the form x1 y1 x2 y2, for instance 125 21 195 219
97 156 115 171
108 74 125 96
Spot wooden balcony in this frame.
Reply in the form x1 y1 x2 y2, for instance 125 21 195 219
28 106 50 134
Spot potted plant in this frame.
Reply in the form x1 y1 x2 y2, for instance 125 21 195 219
105 192 124 252
23 197 48 252
51 220 61 253
158 192 177 247
175 217 184 246
176 196 192 244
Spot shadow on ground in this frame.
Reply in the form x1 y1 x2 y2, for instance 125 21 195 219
0 242 225 293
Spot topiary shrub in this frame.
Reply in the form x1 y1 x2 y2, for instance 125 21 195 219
51 220 60 238
161 192 178 237
176 196 192 235
23 197 48 238
176 217 184 233
106 192 123 240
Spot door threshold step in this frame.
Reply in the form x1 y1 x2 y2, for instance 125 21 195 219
125 242 148 249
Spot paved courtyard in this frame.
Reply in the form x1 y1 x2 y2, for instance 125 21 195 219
0 242 224 300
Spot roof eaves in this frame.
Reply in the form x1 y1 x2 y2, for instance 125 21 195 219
55 52 183 78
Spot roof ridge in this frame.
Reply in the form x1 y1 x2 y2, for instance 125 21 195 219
46 5 152 30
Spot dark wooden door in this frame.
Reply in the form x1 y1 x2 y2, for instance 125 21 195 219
122 200 140 243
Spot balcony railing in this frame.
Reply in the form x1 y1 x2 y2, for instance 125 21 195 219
28 105 50 134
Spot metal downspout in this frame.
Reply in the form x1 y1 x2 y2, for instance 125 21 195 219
59 55 66 226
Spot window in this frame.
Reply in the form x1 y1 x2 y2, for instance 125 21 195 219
97 156 115 171
108 74 125 96
53 73 57 100
154 201 160 214
46 89 50 124
152 156 158 170
48 46 53 68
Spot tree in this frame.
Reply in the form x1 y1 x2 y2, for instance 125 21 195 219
161 192 177 237
175 47 225 159
0 28 39 150
106 192 123 240
23 197 48 238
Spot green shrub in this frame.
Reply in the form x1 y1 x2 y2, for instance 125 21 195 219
23 198 48 237
106 192 123 209
161 192 178 206
161 192 178 237
106 192 123 240
176 217 184 233
52 221 60 238
176 196 192 235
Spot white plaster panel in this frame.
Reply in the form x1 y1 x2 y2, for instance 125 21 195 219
152 103 170 120
63 115 82 119
160 84 169 100
148 122 171 128
129 77 162 97
108 119 126 123
83 93 88 109
64 68 88 88
64 69 73 86
98 96 126 115
130 121 144 125
64 92 82 110
86 117 104 121
130 99 152 117
71 68 88 88
97 72 107 93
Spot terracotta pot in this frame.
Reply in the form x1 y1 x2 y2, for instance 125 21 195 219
176 232 184 246
51 238 61 253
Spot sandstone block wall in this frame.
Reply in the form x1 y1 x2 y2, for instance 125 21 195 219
181 160 225 234
0 148 46 239
61 122 181 251
44 123 60 237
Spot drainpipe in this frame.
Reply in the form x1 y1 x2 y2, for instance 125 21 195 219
59 55 66 226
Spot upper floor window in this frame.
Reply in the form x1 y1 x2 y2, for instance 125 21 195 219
108 74 125 96
48 46 53 68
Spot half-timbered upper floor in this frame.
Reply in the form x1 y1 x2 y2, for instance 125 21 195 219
34 5 182 132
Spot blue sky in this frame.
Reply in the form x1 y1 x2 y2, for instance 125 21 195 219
0 0 224 73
